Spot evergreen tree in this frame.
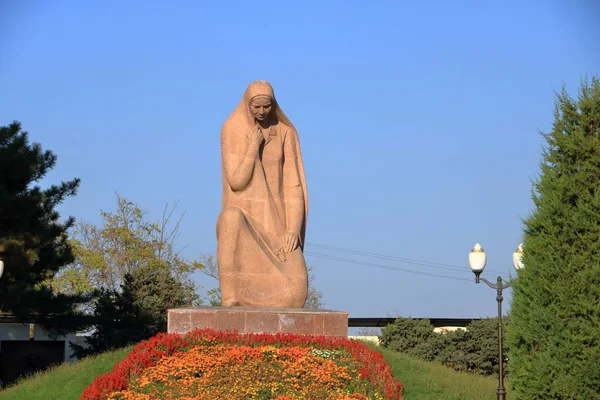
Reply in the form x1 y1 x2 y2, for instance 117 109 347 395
72 266 192 358
71 273 156 358
508 77 600 399
129 263 195 332
0 121 85 332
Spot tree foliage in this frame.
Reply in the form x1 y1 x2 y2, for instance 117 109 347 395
61 194 204 356
304 265 325 309
0 121 85 332
51 193 201 308
507 77 600 399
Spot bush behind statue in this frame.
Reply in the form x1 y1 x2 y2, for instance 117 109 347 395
380 317 509 377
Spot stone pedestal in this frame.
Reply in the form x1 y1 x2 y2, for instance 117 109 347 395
167 306 348 337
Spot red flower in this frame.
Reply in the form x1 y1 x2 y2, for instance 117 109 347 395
81 328 403 400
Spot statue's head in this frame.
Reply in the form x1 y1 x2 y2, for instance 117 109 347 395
250 95 273 123
244 81 276 124
224 81 294 131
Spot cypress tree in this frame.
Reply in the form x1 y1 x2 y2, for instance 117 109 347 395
508 77 600 399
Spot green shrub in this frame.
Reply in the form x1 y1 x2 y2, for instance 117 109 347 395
380 318 439 361
454 318 509 377
380 316 509 377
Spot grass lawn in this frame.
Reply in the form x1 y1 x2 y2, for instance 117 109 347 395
0 346 132 400
377 346 500 400
0 342 501 399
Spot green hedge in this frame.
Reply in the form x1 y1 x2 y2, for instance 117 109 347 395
380 317 509 377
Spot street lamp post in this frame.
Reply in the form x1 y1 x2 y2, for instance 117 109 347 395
468 243 523 400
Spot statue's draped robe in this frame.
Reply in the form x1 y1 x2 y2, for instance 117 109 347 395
216 82 309 307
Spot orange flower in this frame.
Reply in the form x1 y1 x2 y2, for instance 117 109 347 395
108 344 371 399
83 329 403 400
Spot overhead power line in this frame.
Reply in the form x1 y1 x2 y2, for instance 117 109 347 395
304 251 475 282
305 242 510 277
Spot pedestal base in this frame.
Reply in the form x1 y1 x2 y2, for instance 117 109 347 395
167 306 348 337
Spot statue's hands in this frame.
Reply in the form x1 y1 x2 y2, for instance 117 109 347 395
281 231 300 254
249 124 264 149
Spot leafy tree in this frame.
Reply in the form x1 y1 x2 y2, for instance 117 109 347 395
304 265 325 309
508 77 600 399
197 254 324 309
194 255 224 306
0 121 85 332
51 193 202 309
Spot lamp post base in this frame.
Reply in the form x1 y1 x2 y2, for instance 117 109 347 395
497 386 506 400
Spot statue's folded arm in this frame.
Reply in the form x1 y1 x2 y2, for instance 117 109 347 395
222 129 257 192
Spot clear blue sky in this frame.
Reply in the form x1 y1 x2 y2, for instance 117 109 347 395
1 1 599 320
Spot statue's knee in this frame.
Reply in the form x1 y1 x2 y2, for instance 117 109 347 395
219 207 245 231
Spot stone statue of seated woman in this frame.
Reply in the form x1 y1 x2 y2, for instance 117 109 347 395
216 81 309 308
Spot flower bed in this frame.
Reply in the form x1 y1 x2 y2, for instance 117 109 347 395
81 329 403 400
